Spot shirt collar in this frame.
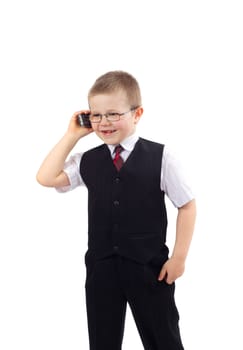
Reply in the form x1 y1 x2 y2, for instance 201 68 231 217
107 133 139 154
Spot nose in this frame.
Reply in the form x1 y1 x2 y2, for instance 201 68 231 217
99 114 111 125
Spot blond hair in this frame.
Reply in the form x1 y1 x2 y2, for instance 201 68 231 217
88 71 142 108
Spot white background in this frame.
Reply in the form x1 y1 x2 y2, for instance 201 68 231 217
0 1 242 349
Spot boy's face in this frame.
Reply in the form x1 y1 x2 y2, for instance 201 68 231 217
89 90 143 145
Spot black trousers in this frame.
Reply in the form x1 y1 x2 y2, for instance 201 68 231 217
85 255 184 350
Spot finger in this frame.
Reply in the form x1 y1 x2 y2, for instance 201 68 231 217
165 276 174 285
158 267 167 281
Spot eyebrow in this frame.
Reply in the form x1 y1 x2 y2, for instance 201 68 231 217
91 109 121 113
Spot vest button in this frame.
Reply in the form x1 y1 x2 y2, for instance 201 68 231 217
113 200 119 206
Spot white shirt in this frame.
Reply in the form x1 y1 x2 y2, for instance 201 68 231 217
58 133 194 208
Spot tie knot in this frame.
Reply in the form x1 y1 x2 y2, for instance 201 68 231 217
113 145 124 171
114 145 123 155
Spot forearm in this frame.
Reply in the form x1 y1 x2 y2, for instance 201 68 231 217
36 132 79 187
171 199 196 262
158 199 196 283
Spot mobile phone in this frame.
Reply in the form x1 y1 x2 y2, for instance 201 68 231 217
77 113 92 128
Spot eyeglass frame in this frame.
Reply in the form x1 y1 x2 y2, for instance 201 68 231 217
89 106 140 123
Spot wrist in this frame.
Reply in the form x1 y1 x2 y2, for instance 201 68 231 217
170 253 187 264
63 130 82 144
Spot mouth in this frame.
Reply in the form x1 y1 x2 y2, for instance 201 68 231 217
100 130 117 136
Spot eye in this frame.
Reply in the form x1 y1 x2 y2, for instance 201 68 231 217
107 113 120 117
92 113 102 118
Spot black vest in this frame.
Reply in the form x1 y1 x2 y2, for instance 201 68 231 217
80 138 168 263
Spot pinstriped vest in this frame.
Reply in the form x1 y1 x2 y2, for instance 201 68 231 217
80 138 168 263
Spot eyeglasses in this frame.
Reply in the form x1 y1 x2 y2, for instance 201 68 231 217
89 107 139 123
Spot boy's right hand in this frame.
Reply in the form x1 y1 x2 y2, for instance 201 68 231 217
67 110 94 139
36 110 94 188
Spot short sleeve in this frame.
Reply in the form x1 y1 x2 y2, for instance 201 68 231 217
56 153 84 193
161 146 194 208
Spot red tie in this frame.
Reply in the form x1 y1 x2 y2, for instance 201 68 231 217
113 145 124 171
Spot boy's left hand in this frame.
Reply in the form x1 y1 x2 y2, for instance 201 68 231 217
157 257 185 284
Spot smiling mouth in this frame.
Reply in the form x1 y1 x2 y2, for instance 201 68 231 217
101 130 117 135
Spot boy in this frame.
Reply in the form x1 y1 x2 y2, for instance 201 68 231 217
36 71 196 350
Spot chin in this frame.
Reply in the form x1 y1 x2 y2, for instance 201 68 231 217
99 133 120 144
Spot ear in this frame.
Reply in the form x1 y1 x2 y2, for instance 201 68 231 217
134 106 143 124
